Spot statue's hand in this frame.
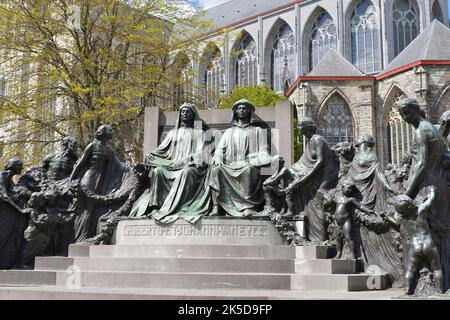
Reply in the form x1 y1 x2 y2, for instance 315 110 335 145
145 154 155 163
263 177 274 186
426 185 437 195
283 182 296 194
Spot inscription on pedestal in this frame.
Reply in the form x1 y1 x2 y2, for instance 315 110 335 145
123 224 269 238
114 218 284 246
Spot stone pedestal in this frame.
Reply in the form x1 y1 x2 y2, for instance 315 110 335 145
112 217 284 246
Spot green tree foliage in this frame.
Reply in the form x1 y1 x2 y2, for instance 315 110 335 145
219 84 284 109
0 0 210 165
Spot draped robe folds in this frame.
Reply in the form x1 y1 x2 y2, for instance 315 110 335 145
406 122 450 290
73 144 130 242
349 155 404 287
291 135 338 242
210 124 271 217
0 173 27 269
130 124 212 224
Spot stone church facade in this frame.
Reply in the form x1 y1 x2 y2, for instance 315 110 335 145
180 0 450 166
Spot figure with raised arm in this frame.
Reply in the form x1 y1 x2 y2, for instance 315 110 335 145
382 186 443 295
323 180 375 259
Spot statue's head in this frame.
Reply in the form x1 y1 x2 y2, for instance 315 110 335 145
396 98 426 125
4 158 23 175
179 103 197 123
341 180 356 196
95 124 114 141
392 194 414 215
232 99 255 121
28 192 45 208
62 136 78 153
298 117 317 137
356 133 375 148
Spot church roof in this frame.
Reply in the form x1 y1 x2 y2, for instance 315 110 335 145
382 20 450 74
308 49 365 77
204 0 296 29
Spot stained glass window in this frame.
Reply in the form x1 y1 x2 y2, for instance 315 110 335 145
271 23 296 93
318 95 354 147
351 0 381 74
310 11 337 71
388 93 415 165
235 34 258 87
393 0 419 57
203 48 224 109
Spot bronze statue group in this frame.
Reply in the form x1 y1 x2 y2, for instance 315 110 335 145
1 98 450 297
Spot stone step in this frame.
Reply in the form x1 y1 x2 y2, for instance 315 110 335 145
0 269 387 292
35 257 295 273
0 270 56 286
291 273 389 292
51 270 387 291
0 286 404 300
54 271 293 290
68 244 332 260
295 259 360 274
68 244 295 259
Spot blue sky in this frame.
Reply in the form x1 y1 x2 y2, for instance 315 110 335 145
197 0 450 14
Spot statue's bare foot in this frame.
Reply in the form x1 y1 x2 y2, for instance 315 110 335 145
334 252 342 259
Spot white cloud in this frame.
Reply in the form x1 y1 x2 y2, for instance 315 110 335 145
199 0 230 9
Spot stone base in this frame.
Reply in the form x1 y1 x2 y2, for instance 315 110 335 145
112 217 285 246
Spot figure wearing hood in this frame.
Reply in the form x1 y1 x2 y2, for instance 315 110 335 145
210 100 271 217
130 103 212 223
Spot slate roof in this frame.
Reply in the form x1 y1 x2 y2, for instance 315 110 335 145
204 0 296 29
308 49 365 77
382 20 450 73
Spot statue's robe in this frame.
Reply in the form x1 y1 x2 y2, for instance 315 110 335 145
72 144 129 242
130 111 212 224
349 151 403 287
0 173 27 269
291 135 338 242
210 122 271 217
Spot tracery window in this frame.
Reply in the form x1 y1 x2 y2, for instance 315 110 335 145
310 11 337 71
318 95 354 147
235 34 258 87
393 0 419 57
203 49 224 109
351 0 381 74
388 93 415 165
271 23 296 93
172 55 192 108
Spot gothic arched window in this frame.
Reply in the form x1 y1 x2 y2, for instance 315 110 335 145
351 0 381 74
432 1 444 23
171 54 192 108
271 23 296 93
393 0 419 57
310 11 337 71
388 93 415 165
235 33 258 87
203 48 224 109
318 95 354 147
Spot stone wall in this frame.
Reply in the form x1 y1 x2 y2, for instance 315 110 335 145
289 64 450 166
